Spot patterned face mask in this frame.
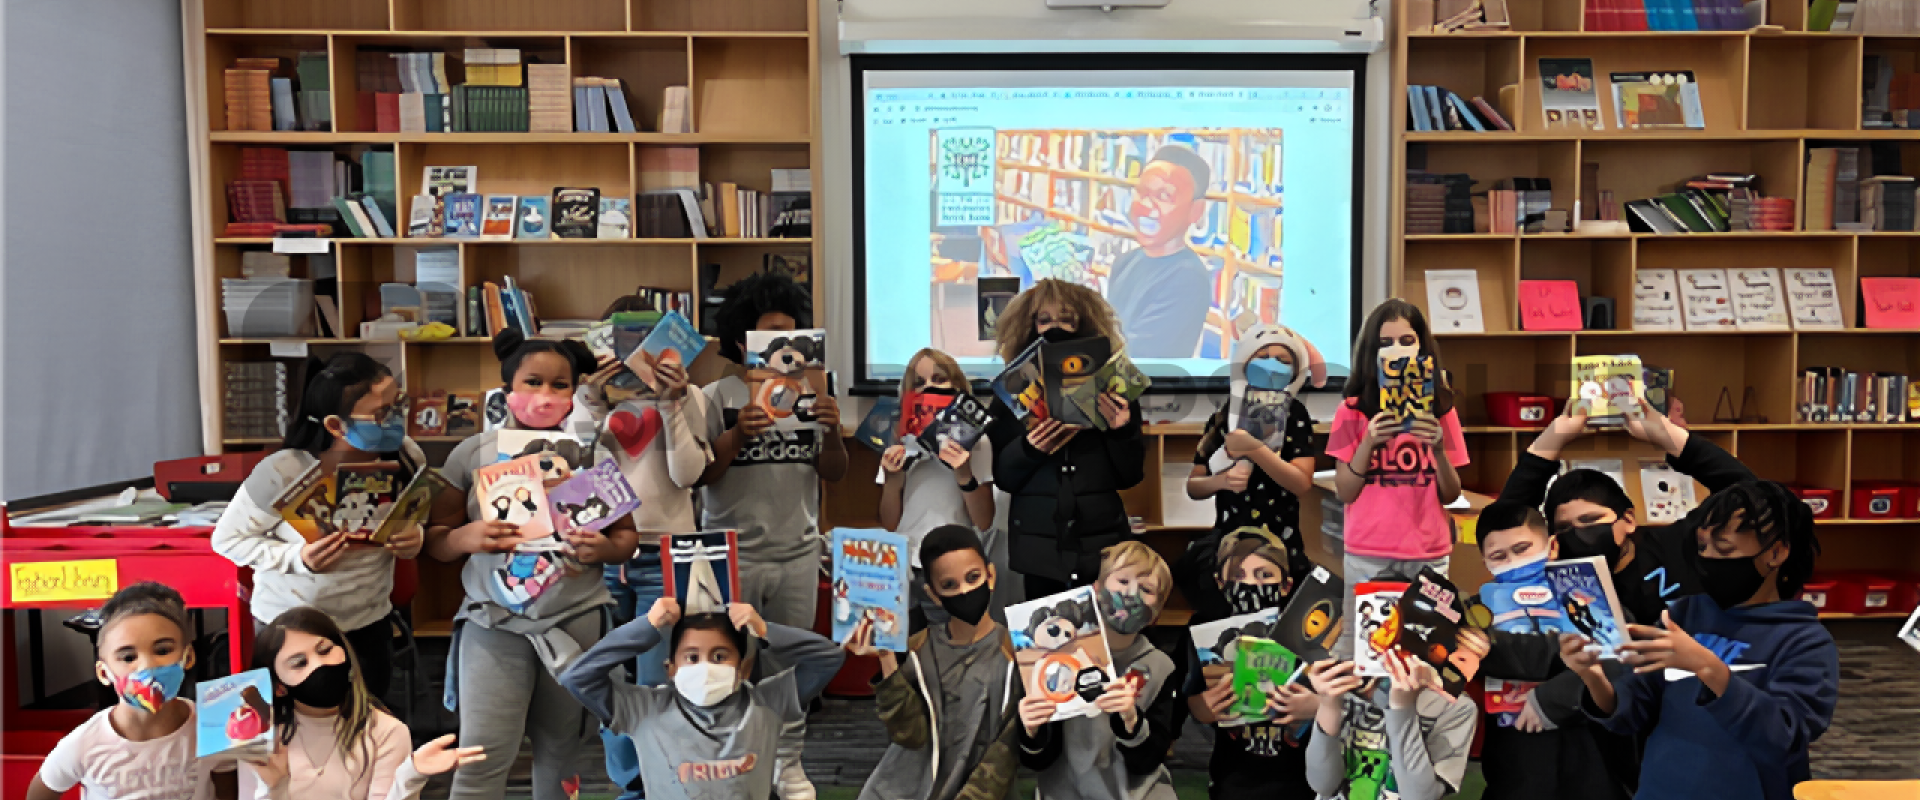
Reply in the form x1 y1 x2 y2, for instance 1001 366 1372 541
1225 580 1288 615
1098 586 1155 635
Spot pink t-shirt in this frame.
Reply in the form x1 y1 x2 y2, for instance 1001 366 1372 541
1326 398 1471 560
38 701 217 800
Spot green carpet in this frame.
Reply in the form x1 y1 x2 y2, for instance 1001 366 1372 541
804 767 1487 800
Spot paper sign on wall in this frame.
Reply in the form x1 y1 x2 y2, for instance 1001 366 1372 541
10 559 119 603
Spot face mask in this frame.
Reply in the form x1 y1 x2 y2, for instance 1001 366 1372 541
508 390 573 429
110 662 185 713
918 385 959 396
674 663 739 707
1039 327 1079 344
1697 552 1770 610
340 417 406 452
1244 358 1294 391
1490 550 1549 584
938 582 994 625
1224 581 1288 615
286 660 353 709
1378 342 1420 370
1098 587 1154 635
1556 522 1623 569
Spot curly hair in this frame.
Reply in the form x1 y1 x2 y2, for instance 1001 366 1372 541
714 272 813 364
994 279 1124 363
1695 480 1819 598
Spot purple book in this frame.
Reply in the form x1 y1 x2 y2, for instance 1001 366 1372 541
545 460 641 533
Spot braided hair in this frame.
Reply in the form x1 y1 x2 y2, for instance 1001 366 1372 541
1694 480 1819 598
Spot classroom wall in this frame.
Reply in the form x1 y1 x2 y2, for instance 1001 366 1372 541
0 0 203 502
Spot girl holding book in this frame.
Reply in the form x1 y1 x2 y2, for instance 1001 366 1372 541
427 330 640 800
985 279 1145 599
212 352 429 701
879 347 996 631
240 607 484 800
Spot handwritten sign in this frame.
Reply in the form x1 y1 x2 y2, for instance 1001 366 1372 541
9 559 119 603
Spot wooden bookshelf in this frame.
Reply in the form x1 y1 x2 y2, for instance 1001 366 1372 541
1391 0 1920 599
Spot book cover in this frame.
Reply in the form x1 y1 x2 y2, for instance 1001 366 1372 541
1040 338 1111 428
1861 277 1920 329
1539 58 1604 130
745 329 828 421
551 188 600 239
443 192 482 239
194 668 272 759
1230 637 1303 722
1631 269 1684 331
1272 566 1346 665
1610 71 1705 128
584 320 616 360
474 454 558 550
1642 364 1674 416
917 392 992 453
1731 268 1790 330
611 310 663 363
1393 568 1480 698
853 395 903 454
1519 279 1584 331
991 339 1048 423
977 276 1022 340
1425 269 1485 333
829 528 911 652
1569 354 1645 425
423 165 475 197
598 198 632 239
1679 268 1737 330
1377 353 1436 432
332 462 404 544
480 194 517 240
1353 580 1409 678
445 393 481 436
1784 268 1845 329
1478 574 1571 635
1067 350 1150 430
899 390 955 443
406 195 436 237
370 468 451 546
409 389 448 437
627 310 706 390
1544 556 1628 659
515 196 550 239
546 460 642 534
1007 586 1115 722
1639 459 1698 523
1189 607 1282 727
272 462 337 543
663 530 740 615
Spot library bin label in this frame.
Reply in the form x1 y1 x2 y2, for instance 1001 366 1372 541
9 559 119 603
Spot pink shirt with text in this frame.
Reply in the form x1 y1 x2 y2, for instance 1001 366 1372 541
1326 398 1470 561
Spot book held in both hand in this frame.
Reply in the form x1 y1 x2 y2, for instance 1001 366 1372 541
1007 586 1116 722
829 528 911 652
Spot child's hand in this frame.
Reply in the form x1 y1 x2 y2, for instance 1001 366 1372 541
1405 416 1444 448
301 532 350 573
384 523 425 560
1200 675 1237 717
1535 406 1591 454
812 395 842 429
736 404 775 438
243 741 291 788
455 520 520 554
938 439 973 475
843 617 879 656
1025 419 1076 454
1559 633 1605 678
1621 610 1718 676
656 361 692 402
728 602 768 639
1306 660 1361 700
565 528 613 564
1096 392 1132 429
1513 696 1547 733
880 445 910 475
1363 414 1400 448
1095 678 1141 730
1019 694 1056 736
584 356 623 396
1268 683 1321 724
647 597 682 629
1223 429 1264 459
411 734 485 776
1223 461 1252 493
1385 651 1443 710
1623 401 1682 455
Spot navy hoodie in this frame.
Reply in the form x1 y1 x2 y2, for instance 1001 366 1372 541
1584 595 1838 800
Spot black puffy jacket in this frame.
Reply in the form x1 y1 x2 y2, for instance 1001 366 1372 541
986 398 1146 583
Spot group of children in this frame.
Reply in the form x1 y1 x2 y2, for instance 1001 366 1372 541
32 275 1841 800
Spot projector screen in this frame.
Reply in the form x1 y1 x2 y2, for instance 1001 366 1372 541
850 53 1365 393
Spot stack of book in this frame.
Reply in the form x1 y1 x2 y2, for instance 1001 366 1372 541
528 64 571 133
1804 147 1865 231
464 49 521 85
1489 177 1552 232
223 278 315 338
294 52 330 131
224 362 291 440
1799 368 1913 424
224 58 276 131
1582 0 1754 30
1405 85 1512 132
1863 175 1918 231
1405 178 1447 235
571 77 638 133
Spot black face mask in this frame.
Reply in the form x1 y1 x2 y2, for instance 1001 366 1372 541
937 582 993 625
1224 581 1288 615
918 385 959 396
287 661 354 709
1039 327 1079 344
1556 522 1623 569
1697 552 1770 610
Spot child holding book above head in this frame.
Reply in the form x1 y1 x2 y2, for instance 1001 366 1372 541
879 349 997 632
428 330 640 800
212 352 431 701
30 582 231 800
1017 542 1179 800
240 607 483 800
850 524 1022 800
1566 480 1838 800
1303 647 1478 800
985 279 1146 599
698 272 846 629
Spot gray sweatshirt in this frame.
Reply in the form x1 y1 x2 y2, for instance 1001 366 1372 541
1304 684 1477 800
1018 636 1178 800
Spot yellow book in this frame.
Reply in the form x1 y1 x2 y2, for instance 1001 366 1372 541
1570 354 1644 425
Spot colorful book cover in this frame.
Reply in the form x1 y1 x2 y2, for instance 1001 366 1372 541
916 393 991 454
1040 338 1111 428
1190 608 1282 671
1538 57 1604 130
1236 357 1296 446
584 320 616 360
991 339 1048 423
551 187 600 239
610 310 663 363
1231 637 1304 721
409 390 448 437
1642 365 1673 416
1544 556 1628 659
195 668 273 759
829 528 911 652
598 198 632 239
663 531 741 615
443 192 482 239
474 454 558 550
546 460 642 534
1570 354 1644 426
1478 576 1571 636
480 194 518 240
1007 586 1115 722
272 462 337 543
627 310 706 389
854 395 902 454
1610 71 1704 129
1353 580 1409 678
1272 566 1345 665
745 329 828 421
370 468 451 546
1068 349 1149 430
515 196 551 239
1393 568 1481 698
977 276 1021 340
1377 353 1436 433
332 462 404 544
900 390 955 442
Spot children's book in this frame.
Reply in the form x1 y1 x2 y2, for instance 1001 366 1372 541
1731 267 1791 331
406 195 436 237
474 454 559 550
900 390 955 444
332 462 404 544
1544 556 1628 659
1353 580 1409 678
916 392 991 454
1784 268 1845 330
409 390 448 437
1610 71 1706 129
598 198 632 239
1632 269 1684 331
272 462 338 543
1007 586 1115 722
443 192 482 239
626 310 705 389
1238 356 1297 443
370 468 451 546
551 187 600 239
584 320 616 360
445 392 481 436
1377 353 1436 433
1642 364 1674 416
1539 58 1603 130
977 276 1021 340
829 528 911 652
195 668 273 759
1231 637 1304 721
744 328 829 421
1639 459 1698 523
1569 354 1645 426
480 194 518 240
1393 568 1478 698
991 339 1048 423
515 196 550 239
1478 573 1571 636
663 530 740 615
1067 349 1149 430
611 310 664 363
546 460 642 533
1679 268 1737 330
854 395 903 454
1040 337 1111 428
423 165 475 198
1190 608 1282 674
1272 565 1345 665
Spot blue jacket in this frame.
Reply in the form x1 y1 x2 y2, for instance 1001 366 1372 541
1586 596 1838 800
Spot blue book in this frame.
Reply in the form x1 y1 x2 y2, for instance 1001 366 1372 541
1447 91 1489 132
195 669 273 759
1674 0 1701 29
1544 556 1628 659
1424 85 1449 130
830 528 911 652
443 192 482 239
629 310 707 386
1409 85 1432 131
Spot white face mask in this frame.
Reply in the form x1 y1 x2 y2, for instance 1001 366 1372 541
674 663 739 707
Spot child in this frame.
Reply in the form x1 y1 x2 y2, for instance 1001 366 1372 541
1567 480 1837 800
558 599 812 800
1017 542 1178 800
1326 299 1468 653
985 279 1145 599
850 525 1021 800
427 330 640 800
879 349 996 631
1303 648 1477 800
242 607 483 799
212 352 427 701
1183 532 1319 800
1104 144 1216 359
30 582 227 800
1180 323 1326 621
698 272 846 628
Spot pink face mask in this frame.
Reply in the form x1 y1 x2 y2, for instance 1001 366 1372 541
508 390 572 429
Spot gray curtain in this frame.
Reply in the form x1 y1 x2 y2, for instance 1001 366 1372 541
2 0 202 501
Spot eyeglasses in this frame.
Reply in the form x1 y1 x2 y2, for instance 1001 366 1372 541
349 393 410 427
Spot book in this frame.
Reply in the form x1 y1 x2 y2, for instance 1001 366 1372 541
1040 337 1112 428
1544 556 1628 659
900 390 955 444
409 390 448 437
370 467 451 546
1007 586 1115 722
480 194 517 240
194 669 273 759
551 188 600 239
829 528 912 652
1784 268 1845 329
1631 269 1684 330
1393 568 1479 697
1861 277 1920 329
1639 459 1698 523
1377 353 1437 432
663 531 740 615
445 393 481 436
598 198 632 239
442 193 481 239
745 329 829 420
1272 566 1346 664
1353 580 1410 678
854 395 903 454
474 454 559 550
1230 636 1304 722
1074 349 1150 431
1678 268 1738 330
626 310 706 389
1642 364 1674 416
1730 268 1791 330
333 462 405 544
1569 355 1645 426
545 459 642 534
423 165 475 198
610 310 663 362
1424 269 1485 333
916 392 992 454
1189 607 1282 726
1519 279 1584 330
1539 58 1604 130
977 276 1021 341
1610 71 1706 129
272 462 338 543
515 196 551 239
991 339 1048 423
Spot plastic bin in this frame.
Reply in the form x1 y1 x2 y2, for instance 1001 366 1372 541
1790 485 1841 520
1484 392 1560 428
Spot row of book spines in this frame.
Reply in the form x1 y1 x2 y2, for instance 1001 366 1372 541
1406 85 1512 133
1799 368 1912 424
354 88 529 133
1582 0 1750 30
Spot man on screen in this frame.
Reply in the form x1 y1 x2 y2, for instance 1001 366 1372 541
1106 144 1214 359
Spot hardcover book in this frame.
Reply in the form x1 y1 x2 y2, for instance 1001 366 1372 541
1639 459 1698 523
1539 58 1604 130
663 531 740 615
515 196 551 239
991 339 1048 423
853 395 903 454
1007 586 1115 722
423 165 475 198
625 310 706 390
1231 637 1304 721
899 390 954 444
371 468 451 546
406 195 436 237
1040 338 1112 428
480 194 518 240
1189 607 1282 727
474 454 558 550
598 198 632 239
551 188 601 239
1272 566 1345 665
442 193 482 239
1393 568 1479 698
545 460 642 534
1353 580 1409 678
195 669 273 759
1544 556 1628 659
1730 268 1791 331
1377 353 1436 432
829 528 911 652
272 462 337 543
744 328 829 421
916 392 992 453
1066 349 1149 430
1569 354 1645 426
1610 71 1705 129
332 462 404 544
409 389 448 437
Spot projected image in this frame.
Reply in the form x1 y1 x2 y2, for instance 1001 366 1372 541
930 128 1282 361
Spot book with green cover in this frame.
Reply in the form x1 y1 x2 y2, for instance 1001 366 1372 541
1658 193 1715 233
1229 636 1302 721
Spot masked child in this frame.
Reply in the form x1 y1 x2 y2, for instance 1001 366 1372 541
880 350 997 631
1303 646 1477 800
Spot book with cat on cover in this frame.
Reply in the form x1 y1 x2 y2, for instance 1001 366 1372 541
551 187 600 239
663 531 740 615
1041 338 1111 428
829 528 911 652
332 462 404 544
545 459 641 534
474 454 558 550
1007 586 1115 722
1569 354 1645 426
1377 353 1436 433
195 669 273 759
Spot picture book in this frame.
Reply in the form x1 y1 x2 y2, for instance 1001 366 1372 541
1237 356 1295 443
977 276 1021 340
917 392 991 454
1353 580 1409 678
854 395 903 454
1679 268 1737 330
1610 71 1705 129
1731 268 1791 331
423 165 475 198
1007 586 1115 722
1377 353 1437 432
1231 637 1305 721
611 310 663 363
480 194 518 240
745 328 828 421
1632 269 1684 331
272 462 337 543
1784 268 1845 329
1639 459 1698 524
1393 568 1480 698
991 339 1048 423
1067 349 1149 430
1569 354 1645 426
598 198 632 239
1188 608 1280 727
406 195 436 237
1544 556 1628 659
409 390 448 437
829 528 911 652
445 392 481 436
1539 58 1603 130
551 187 601 239
443 192 482 239
332 462 404 544
370 468 451 546
1425 269 1485 333
515 196 551 239
474 454 558 550
1272 565 1346 665
627 310 705 389
194 668 272 759
546 460 642 534
663 531 740 615
1040 337 1111 428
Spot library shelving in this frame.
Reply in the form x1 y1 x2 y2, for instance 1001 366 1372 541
1393 0 1920 596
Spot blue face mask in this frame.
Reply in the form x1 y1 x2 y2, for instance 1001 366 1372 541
342 417 406 452
110 662 186 713
1490 550 1549 584
1245 358 1294 391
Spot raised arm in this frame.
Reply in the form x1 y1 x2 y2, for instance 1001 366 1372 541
560 603 673 725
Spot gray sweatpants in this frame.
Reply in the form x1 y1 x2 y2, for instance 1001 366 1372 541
1337 553 1451 661
450 612 602 800
742 557 821 630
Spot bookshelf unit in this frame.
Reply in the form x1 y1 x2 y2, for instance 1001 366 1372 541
1393 0 1920 593
185 0 820 634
